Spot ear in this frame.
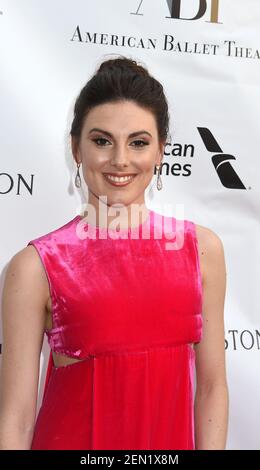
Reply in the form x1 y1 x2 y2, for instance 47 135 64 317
71 135 81 165
155 141 165 166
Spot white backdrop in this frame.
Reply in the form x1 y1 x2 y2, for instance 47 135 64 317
0 0 260 450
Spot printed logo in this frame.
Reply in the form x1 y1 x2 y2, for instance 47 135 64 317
0 173 35 194
132 0 221 24
197 127 246 189
225 329 260 350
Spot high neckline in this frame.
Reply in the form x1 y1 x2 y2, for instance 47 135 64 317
75 209 152 234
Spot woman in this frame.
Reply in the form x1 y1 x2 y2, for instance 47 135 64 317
0 55 228 450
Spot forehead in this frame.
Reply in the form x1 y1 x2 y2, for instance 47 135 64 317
82 100 157 132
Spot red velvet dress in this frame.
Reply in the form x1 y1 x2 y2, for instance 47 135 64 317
27 209 203 450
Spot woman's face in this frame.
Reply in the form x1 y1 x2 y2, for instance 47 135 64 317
72 99 164 211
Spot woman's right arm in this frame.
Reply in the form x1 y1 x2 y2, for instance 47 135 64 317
0 246 49 449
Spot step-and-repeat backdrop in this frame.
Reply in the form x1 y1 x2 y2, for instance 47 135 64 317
0 0 259 450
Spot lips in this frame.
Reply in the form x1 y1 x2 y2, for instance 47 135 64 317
103 173 137 187
103 173 137 177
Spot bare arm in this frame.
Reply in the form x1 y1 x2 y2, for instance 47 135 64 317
194 225 229 450
0 246 49 449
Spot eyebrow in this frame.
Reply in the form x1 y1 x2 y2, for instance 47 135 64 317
88 128 153 138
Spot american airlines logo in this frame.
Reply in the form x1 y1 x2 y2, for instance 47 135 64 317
132 0 221 24
197 128 246 189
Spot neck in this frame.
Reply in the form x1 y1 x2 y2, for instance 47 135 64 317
81 199 150 230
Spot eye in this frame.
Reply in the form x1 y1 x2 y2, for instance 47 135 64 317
92 137 110 146
131 140 149 148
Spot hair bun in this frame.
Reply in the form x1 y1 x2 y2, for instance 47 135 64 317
97 56 149 77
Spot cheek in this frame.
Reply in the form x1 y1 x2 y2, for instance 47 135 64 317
140 163 156 176
81 155 103 173
91 154 109 169
137 153 157 170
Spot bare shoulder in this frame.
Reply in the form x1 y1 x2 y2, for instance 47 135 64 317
193 223 226 284
194 223 224 251
8 245 39 266
7 245 44 277
5 245 50 306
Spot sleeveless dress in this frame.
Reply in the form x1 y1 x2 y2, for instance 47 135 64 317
27 209 203 450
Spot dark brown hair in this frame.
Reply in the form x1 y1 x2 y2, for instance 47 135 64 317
70 55 171 149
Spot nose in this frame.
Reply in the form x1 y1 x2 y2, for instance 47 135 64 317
110 144 130 168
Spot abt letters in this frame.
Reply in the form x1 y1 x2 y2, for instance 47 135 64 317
134 0 221 24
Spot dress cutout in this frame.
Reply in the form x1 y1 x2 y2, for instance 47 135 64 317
27 209 203 450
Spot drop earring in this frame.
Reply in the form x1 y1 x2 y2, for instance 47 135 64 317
74 162 81 188
155 164 163 191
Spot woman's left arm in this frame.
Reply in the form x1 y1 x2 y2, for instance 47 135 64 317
194 225 229 450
